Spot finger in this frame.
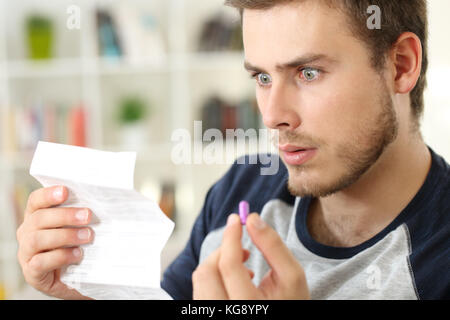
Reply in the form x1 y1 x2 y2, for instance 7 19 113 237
243 249 250 263
247 268 255 279
242 249 253 277
29 207 92 230
243 249 253 278
22 228 93 261
246 213 305 286
219 214 258 299
25 186 68 217
25 247 83 284
192 248 228 300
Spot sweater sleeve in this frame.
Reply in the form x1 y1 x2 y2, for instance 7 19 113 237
160 183 217 300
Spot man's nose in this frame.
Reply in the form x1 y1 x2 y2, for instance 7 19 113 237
260 82 302 131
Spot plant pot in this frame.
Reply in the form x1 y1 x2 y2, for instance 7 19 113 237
26 16 53 60
119 123 147 150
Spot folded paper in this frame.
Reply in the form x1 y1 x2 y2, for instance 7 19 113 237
30 141 174 299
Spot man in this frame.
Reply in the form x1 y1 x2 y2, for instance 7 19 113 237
17 0 449 300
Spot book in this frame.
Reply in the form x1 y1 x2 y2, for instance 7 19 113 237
69 104 87 147
198 12 243 52
113 4 166 65
3 101 89 154
201 95 261 139
96 9 122 58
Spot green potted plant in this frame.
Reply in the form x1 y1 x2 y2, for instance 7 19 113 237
26 15 54 60
117 95 150 149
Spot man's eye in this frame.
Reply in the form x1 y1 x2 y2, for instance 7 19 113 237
300 68 320 81
256 73 272 86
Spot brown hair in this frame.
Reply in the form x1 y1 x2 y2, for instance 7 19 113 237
225 0 428 124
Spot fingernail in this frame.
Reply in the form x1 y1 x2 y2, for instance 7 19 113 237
72 247 82 258
53 187 63 201
75 209 88 222
251 214 266 230
227 214 239 226
77 228 90 240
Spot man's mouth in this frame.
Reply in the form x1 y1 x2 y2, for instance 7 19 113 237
278 144 317 165
278 144 315 152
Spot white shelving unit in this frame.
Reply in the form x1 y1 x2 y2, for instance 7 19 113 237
0 0 257 299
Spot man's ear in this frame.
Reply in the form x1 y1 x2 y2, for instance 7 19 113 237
390 32 423 95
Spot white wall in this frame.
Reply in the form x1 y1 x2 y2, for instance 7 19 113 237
422 0 450 161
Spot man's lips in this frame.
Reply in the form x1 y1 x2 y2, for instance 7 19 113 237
278 144 317 165
278 144 315 152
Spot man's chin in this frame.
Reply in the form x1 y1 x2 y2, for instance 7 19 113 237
286 167 357 198
287 176 331 198
286 167 324 198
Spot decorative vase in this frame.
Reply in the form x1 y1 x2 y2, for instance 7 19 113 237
119 122 147 150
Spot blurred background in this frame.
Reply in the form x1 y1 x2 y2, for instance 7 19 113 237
0 0 448 299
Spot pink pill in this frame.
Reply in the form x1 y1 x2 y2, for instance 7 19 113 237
239 201 249 225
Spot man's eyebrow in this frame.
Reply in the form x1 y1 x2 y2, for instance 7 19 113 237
244 54 334 73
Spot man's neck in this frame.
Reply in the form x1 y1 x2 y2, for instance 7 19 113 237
307 134 432 248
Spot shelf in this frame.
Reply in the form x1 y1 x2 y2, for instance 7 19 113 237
6 57 164 78
6 58 85 78
188 51 244 70
4 51 246 79
97 57 170 75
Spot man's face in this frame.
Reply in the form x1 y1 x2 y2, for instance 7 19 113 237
243 1 399 197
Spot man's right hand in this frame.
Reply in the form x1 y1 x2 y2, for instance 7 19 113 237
16 186 94 299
